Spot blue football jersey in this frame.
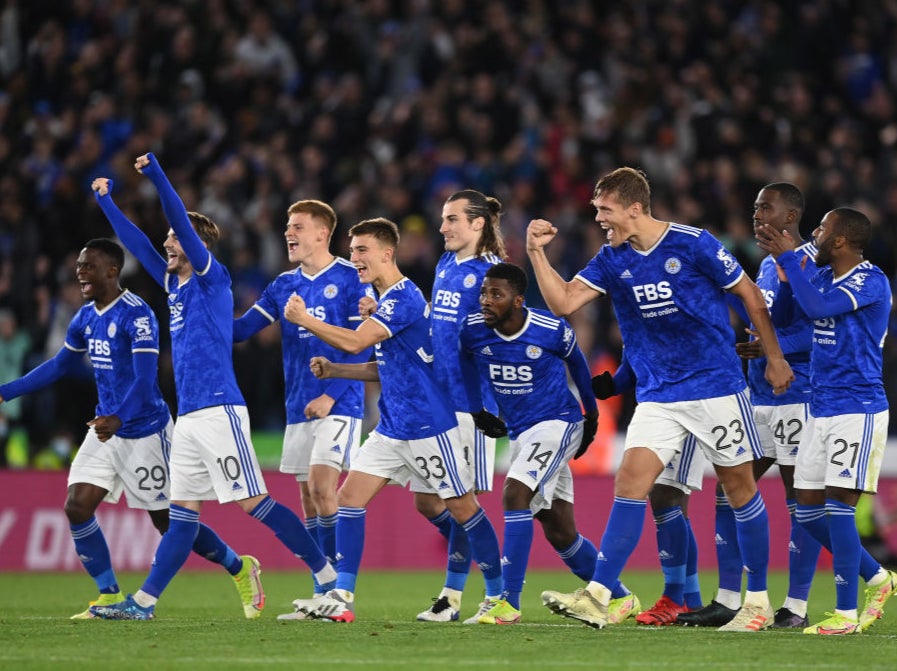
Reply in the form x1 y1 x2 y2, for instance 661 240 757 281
459 308 584 439
748 241 817 406
65 290 170 438
806 261 890 416
575 224 747 402
431 251 501 413
251 258 372 424
164 257 246 414
368 277 457 439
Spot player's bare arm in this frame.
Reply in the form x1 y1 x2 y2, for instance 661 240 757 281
285 293 387 354
309 356 379 382
728 276 794 394
526 219 598 316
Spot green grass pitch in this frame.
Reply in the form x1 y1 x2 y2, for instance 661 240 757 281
0 569 894 670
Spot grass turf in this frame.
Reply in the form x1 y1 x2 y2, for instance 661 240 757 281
0 569 894 670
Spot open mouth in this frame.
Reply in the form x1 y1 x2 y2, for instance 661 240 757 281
79 281 93 294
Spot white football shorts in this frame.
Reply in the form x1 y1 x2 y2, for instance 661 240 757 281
795 410 889 493
655 432 706 493
625 389 761 468
506 418 581 512
354 427 471 500
409 412 496 494
280 415 362 481
168 404 268 503
753 402 808 464
68 417 174 510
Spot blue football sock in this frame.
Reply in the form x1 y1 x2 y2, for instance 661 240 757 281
795 503 830 548
461 508 502 596
427 509 453 541
142 504 199 598
318 513 337 564
654 505 687 604
192 522 242 575
335 507 366 593
797 502 880 581
316 514 338 592
826 499 862 612
610 581 631 599
785 499 821 601
70 516 119 594
250 496 327 572
501 510 533 610
715 494 742 593
445 519 472 591
684 517 702 608
556 533 598 582
593 497 647 589
305 515 320 556
733 492 769 593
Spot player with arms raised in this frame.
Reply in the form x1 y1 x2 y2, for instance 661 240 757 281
88 155 334 620
529 167 793 632
0 239 258 619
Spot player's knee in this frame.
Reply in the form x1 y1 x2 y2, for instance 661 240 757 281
63 497 94 524
445 492 479 524
148 509 169 534
501 479 532 510
648 484 685 510
542 523 576 550
413 492 445 517
613 469 652 500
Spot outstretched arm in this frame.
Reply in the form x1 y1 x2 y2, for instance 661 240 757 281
526 219 599 316
0 347 83 401
136 153 212 274
92 178 168 286
233 308 272 343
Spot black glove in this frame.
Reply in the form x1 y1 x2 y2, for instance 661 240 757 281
591 371 616 399
472 410 507 438
575 411 599 459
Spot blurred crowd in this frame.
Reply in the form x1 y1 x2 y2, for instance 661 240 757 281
2 0 897 467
